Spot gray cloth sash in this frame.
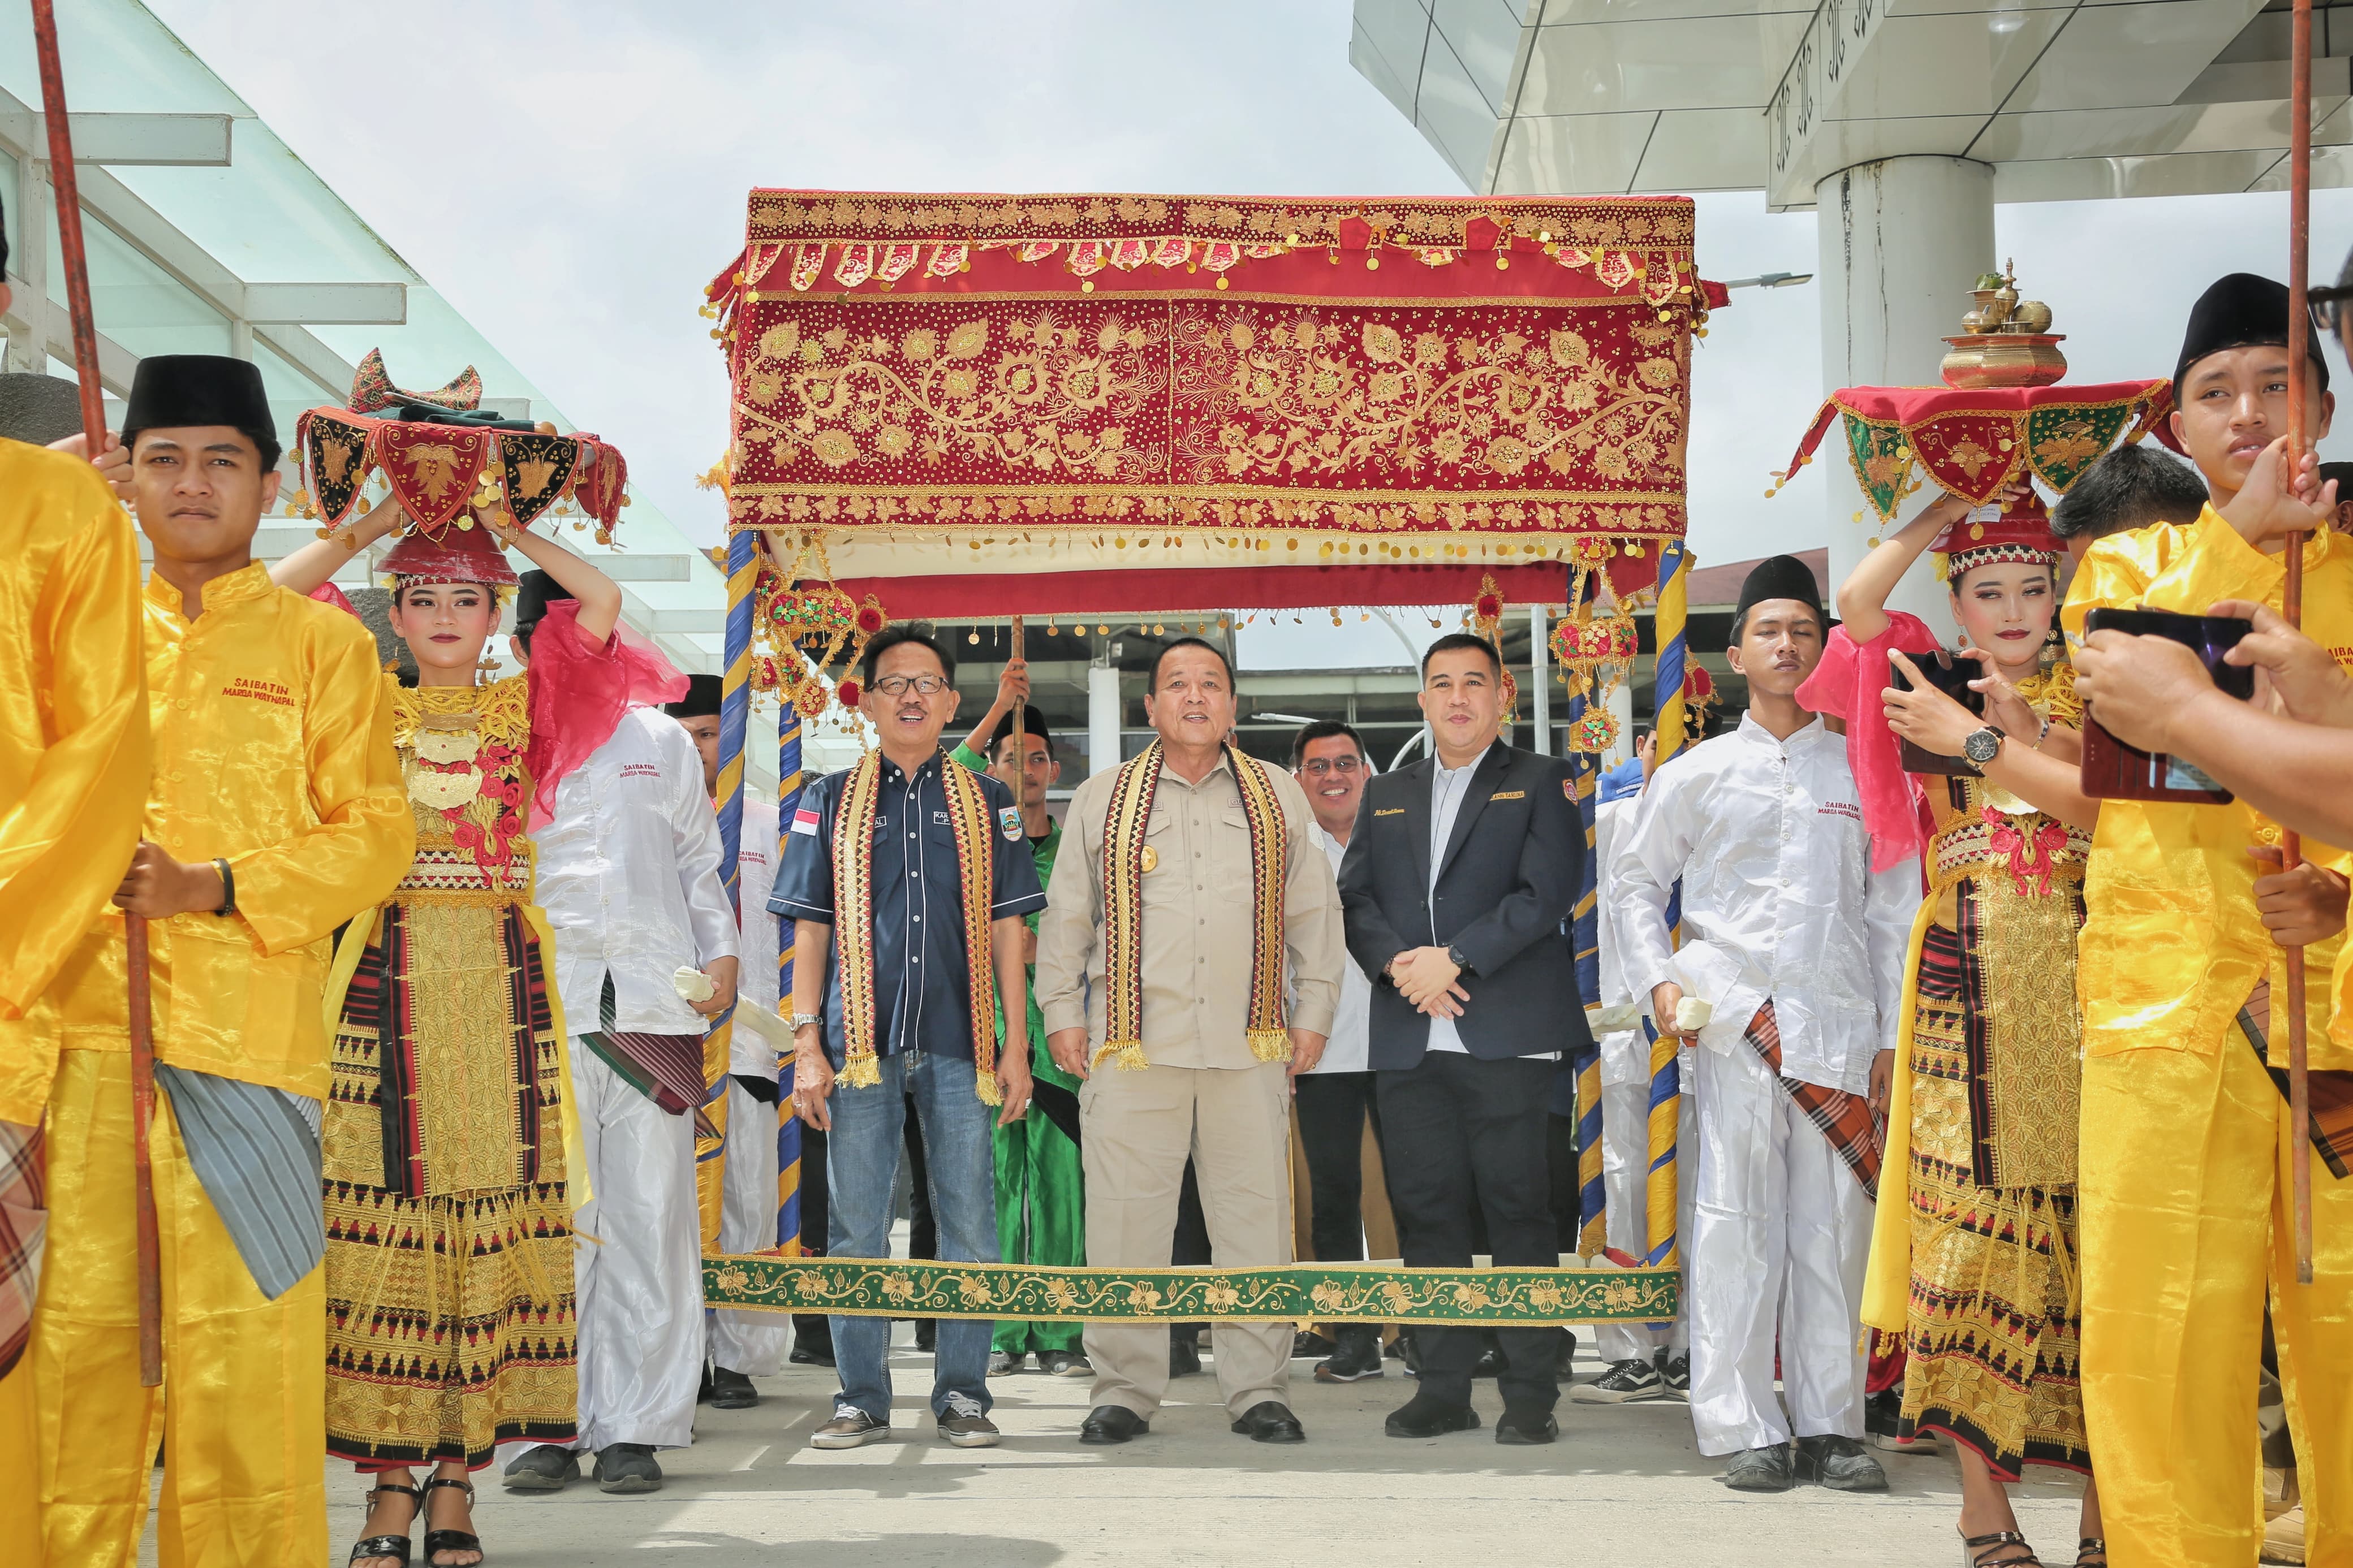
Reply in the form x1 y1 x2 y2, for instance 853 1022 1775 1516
155 1064 324 1301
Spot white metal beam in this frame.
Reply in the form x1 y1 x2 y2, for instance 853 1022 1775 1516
0 102 232 166
242 282 406 326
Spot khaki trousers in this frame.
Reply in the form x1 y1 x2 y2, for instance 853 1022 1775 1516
1080 1059 1292 1419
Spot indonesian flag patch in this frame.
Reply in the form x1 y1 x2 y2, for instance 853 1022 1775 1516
791 807 821 836
999 806 1024 842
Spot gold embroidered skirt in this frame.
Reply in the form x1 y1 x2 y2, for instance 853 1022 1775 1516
322 898 577 1469
1900 922 2089 1479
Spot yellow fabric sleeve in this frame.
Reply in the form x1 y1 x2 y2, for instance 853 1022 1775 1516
522 902 591 1216
1860 896 1938 1337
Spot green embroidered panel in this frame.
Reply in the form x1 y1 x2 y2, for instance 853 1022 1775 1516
703 1255 1682 1324
2024 402 2133 491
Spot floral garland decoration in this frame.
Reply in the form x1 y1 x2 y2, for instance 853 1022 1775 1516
1549 539 1641 754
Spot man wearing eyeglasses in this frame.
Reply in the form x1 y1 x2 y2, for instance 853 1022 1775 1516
770 625 1044 1453
1288 721 1392 1385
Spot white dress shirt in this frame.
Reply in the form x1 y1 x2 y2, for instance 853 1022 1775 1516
1299 823 1373 1075
1592 796 1649 1089
1612 712 1916 1096
536 707 739 1036
732 796 783 1078
1424 744 1492 1056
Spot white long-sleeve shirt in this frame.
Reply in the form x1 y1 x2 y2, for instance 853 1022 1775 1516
732 796 784 1078
536 707 738 1036
1593 796 1650 1090
1298 824 1373 1075
1612 712 1917 1096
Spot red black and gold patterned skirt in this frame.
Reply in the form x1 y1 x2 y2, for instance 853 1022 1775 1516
322 897 576 1470
1900 915 2089 1479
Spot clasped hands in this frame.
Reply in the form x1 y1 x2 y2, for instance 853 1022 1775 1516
1387 947 1466 1020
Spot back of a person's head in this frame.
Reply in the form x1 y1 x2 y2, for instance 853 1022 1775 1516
2050 443 2209 541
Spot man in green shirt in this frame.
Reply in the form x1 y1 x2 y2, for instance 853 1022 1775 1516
952 675 1088 1376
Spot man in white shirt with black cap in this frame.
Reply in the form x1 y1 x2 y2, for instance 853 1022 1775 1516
1613 555 1915 1496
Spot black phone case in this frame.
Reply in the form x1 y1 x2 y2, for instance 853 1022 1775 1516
1891 649 1988 777
2078 608 2255 804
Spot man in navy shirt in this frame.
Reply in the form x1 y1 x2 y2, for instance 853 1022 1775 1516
770 625 1044 1450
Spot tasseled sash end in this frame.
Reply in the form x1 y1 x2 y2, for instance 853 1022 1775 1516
1091 1038 1149 1072
839 1051 882 1090
1247 1027 1292 1064
974 1065 1003 1106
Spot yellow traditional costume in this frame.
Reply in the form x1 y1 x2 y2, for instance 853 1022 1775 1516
322 523 619 1475
27 348 414 1568
2065 503 2353 1568
0 439 150 1564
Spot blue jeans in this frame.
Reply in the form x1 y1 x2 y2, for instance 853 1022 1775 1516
826 1047 999 1421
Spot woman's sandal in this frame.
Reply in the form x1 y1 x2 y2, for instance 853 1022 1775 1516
2075 1539 2106 1568
347 1480 420 1567
1960 1530 2042 1568
423 1475 485 1566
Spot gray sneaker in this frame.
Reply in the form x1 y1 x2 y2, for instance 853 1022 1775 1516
500 1444 579 1492
936 1391 1001 1448
592 1442 663 1494
1795 1433 1889 1492
1570 1357 1665 1404
988 1350 1026 1377
811 1402 890 1449
1038 1349 1093 1378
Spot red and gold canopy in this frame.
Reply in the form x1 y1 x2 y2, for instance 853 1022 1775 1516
708 189 1714 612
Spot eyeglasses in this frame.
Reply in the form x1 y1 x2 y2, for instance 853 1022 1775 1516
1299 755 1363 777
871 674 953 697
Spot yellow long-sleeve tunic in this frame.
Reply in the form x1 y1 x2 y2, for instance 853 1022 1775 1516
45 562 415 1095
0 444 149 1124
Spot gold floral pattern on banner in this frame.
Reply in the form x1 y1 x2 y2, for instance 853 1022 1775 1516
702 1255 1681 1324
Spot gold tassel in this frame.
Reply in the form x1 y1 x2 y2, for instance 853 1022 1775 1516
1246 1028 1292 1064
975 1065 1003 1107
1092 1038 1149 1072
840 1051 882 1090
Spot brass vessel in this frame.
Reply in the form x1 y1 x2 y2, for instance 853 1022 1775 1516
1941 258 2064 386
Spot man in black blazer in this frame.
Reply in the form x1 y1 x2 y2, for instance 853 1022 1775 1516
1338 633 1588 1444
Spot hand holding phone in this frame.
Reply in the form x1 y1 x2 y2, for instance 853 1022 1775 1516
1886 647 1988 776
2078 607 2256 803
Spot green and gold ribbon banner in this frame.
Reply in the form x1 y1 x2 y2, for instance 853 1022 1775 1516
704 1255 1680 1324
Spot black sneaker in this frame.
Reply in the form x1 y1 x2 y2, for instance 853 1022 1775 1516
1038 1349 1093 1378
988 1350 1026 1377
1569 1358 1665 1405
1169 1336 1202 1379
913 1319 937 1354
1795 1434 1889 1492
709 1367 760 1410
1313 1334 1384 1383
810 1403 890 1449
1471 1344 1507 1379
593 1442 662 1494
1292 1329 1337 1359
936 1392 1001 1448
790 1334 835 1368
1723 1442 1795 1492
1659 1352 1690 1398
500 1444 579 1492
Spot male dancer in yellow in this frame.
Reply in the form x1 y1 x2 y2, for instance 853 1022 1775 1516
0 225 153 1566
27 355 412 1566
2065 273 2353 1568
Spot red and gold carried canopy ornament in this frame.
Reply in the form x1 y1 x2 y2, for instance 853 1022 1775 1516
708 188 1719 645
291 348 633 546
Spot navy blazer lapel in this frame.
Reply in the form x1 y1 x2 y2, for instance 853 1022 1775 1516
1436 744 1514 885
1398 757 1436 899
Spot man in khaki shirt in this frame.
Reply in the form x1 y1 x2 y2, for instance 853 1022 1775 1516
1037 638 1346 1445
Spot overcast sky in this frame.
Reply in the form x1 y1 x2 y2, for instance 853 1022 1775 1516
148 0 2353 588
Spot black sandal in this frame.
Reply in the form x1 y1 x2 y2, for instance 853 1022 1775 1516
1960 1530 2042 1568
348 1480 419 1567
423 1475 484 1566
2075 1539 2105 1568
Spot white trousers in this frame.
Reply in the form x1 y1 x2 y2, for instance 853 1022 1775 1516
708 1077 790 1376
566 1040 703 1452
1686 1035 1872 1457
1593 1078 1697 1364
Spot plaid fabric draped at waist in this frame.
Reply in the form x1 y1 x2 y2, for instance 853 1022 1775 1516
1743 1000 1884 1198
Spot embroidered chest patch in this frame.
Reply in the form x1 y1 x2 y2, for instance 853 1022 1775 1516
999 806 1023 841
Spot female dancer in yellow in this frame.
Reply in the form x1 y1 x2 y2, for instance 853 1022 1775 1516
1802 486 2105 1568
276 500 674 1567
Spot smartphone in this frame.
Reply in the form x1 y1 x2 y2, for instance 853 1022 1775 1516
2078 607 2256 804
1890 648 1988 777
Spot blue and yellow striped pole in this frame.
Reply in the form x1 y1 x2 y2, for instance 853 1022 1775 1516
773 684 804 1256
1562 564 1606 1259
1643 537 1692 1274
699 527 759 1250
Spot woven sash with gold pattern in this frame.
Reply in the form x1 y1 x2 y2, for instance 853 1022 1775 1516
829 751 1005 1103
1097 739 1290 1070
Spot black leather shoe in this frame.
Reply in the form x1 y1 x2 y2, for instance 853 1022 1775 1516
913 1319 937 1354
1795 1433 1889 1492
1385 1396 1481 1439
709 1367 759 1410
1495 1405 1559 1445
1314 1332 1385 1383
1079 1405 1150 1445
1723 1442 1796 1492
1169 1335 1202 1379
1230 1401 1305 1444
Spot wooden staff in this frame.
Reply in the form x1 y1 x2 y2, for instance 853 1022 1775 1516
2285 0 2316 1286
1007 617 1027 784
29 0 166 1379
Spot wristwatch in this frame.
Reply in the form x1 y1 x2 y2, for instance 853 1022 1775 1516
1961 725 2005 772
789 1012 824 1034
1446 944 1476 977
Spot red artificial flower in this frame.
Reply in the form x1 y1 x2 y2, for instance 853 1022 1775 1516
834 677 863 709
1475 592 1503 623
855 604 886 635
450 819 484 849
1684 666 1715 701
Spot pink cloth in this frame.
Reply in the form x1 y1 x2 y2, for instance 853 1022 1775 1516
308 581 360 616
1797 612 1942 873
523 599 688 828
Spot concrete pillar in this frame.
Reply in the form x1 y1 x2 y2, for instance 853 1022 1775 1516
1087 660 1122 778
1816 155 1994 634
1605 681 1634 770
